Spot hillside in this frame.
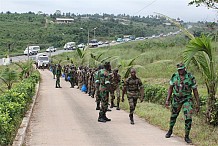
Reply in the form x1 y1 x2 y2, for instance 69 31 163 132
0 12 180 56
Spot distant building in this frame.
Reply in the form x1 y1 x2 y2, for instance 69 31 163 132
163 23 171 26
56 18 74 24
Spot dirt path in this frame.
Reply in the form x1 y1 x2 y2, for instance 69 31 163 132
24 70 187 146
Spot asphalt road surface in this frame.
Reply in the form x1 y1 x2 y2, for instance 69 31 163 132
24 69 187 146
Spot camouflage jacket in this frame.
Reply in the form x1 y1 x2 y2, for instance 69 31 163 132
124 76 143 98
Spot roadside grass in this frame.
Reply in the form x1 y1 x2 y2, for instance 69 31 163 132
120 100 218 146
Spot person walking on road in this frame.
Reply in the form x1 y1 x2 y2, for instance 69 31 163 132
122 68 144 125
165 63 200 144
97 62 112 123
110 68 121 110
56 64 62 88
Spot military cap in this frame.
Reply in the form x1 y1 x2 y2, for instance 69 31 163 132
177 63 185 70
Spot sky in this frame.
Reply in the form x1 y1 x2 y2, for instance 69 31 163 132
0 0 217 22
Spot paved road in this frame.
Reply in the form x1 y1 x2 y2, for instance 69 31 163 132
24 70 187 146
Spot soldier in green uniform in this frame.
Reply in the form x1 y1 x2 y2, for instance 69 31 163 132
110 68 121 110
77 66 83 89
165 63 200 144
122 68 144 125
97 62 112 122
95 65 103 110
68 67 75 88
52 64 57 79
56 64 62 88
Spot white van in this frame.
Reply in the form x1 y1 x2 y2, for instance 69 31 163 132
24 46 40 55
35 53 49 69
64 42 76 50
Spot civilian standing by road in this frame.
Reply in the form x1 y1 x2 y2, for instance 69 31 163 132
122 68 144 125
165 63 200 144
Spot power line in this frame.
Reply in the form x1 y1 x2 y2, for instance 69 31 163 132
133 0 157 15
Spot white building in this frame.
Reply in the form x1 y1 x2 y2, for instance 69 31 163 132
56 18 74 24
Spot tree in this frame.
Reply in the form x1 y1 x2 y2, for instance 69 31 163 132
184 35 218 125
189 0 218 9
0 67 18 90
14 60 34 79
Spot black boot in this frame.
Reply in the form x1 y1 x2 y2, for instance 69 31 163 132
98 114 106 123
110 101 114 108
116 103 120 110
96 102 100 110
103 114 111 121
184 135 192 144
129 114 134 125
165 129 173 138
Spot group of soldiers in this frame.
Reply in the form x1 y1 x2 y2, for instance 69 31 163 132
49 62 200 144
50 62 144 125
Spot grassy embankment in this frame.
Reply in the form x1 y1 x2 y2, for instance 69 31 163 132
52 36 218 146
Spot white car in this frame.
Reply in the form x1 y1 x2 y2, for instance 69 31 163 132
77 43 85 49
46 46 56 52
24 48 33 55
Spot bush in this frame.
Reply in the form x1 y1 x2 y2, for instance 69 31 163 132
144 84 167 105
0 71 40 145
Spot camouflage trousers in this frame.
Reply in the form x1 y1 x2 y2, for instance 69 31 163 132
99 91 109 117
127 96 138 115
110 85 120 104
56 77 61 87
69 78 75 87
169 97 193 136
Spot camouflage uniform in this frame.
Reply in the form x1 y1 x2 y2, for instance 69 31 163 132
124 75 144 124
52 64 57 79
168 72 197 137
56 65 62 88
97 63 111 122
68 67 76 88
94 69 101 110
110 70 121 109
64 65 69 82
77 67 83 89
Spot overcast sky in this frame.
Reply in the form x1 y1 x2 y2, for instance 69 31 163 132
0 0 217 22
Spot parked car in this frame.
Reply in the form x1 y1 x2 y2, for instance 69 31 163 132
46 46 56 52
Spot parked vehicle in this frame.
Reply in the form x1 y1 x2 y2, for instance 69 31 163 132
35 53 49 69
24 45 40 55
89 39 98 47
46 46 56 52
64 42 76 50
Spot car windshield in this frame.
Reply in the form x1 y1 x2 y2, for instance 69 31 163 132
39 57 48 61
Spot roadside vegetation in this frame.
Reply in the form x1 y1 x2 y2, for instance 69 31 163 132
52 34 218 145
0 62 40 145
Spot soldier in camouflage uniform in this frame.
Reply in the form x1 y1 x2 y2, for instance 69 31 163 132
122 68 144 125
165 63 200 144
68 67 76 88
95 65 103 110
110 68 121 110
64 65 69 82
77 66 83 89
97 62 112 122
55 64 62 88
51 64 57 79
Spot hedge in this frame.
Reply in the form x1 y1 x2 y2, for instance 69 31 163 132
0 71 40 145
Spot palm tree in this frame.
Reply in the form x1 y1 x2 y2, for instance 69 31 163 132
76 48 87 66
14 60 34 79
0 67 18 90
184 35 218 125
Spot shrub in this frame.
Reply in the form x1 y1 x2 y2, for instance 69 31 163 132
0 71 40 145
144 84 167 105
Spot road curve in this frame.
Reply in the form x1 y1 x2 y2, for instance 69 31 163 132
24 69 187 146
